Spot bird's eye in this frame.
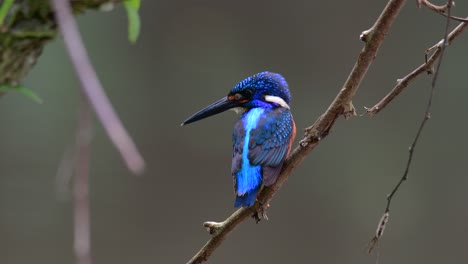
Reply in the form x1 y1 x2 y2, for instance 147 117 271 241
241 88 254 98
228 89 253 102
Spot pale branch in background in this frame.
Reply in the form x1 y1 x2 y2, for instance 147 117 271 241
187 0 408 263
48 2 145 262
51 0 145 175
368 0 456 253
73 94 93 264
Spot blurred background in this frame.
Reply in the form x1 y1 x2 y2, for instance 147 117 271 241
1 0 468 263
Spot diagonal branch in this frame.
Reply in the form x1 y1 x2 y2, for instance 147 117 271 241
187 0 408 263
51 0 145 174
366 19 467 116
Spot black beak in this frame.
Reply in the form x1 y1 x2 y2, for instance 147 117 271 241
181 97 240 126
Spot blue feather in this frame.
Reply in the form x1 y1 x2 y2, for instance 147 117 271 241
234 189 258 207
235 108 264 196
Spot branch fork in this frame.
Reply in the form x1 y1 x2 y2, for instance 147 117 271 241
343 102 357 119
366 19 467 116
418 0 468 22
417 0 453 12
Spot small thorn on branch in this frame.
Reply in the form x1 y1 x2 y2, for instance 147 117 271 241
343 102 357 119
360 28 374 42
303 119 326 144
203 221 225 235
364 105 379 117
299 139 309 147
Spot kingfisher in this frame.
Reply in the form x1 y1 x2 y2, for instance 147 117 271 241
182 72 296 207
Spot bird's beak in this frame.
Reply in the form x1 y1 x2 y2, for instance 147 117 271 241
181 97 240 126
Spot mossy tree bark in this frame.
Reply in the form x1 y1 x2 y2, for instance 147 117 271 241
0 0 120 92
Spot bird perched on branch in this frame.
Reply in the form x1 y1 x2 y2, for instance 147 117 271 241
182 72 296 208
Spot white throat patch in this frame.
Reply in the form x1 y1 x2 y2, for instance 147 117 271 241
264 95 290 109
231 107 246 114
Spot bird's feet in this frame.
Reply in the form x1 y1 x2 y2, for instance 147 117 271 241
252 203 270 223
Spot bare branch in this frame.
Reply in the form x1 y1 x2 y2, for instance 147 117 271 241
417 0 468 22
73 94 93 264
366 20 467 116
50 0 145 174
417 0 451 12
187 0 408 263
368 0 455 252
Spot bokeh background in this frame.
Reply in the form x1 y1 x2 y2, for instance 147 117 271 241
1 1 468 263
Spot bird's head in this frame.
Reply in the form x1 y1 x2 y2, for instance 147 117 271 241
228 71 291 110
182 71 291 126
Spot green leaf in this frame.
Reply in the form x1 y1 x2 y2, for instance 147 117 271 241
16 86 43 104
124 0 141 43
125 0 140 9
0 0 14 26
0 85 43 104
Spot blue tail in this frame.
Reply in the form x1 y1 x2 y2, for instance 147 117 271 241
234 164 262 207
234 189 259 207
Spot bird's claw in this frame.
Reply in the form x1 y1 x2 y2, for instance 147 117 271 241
252 203 269 223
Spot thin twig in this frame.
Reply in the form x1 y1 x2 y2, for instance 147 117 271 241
50 0 145 174
187 0 408 263
366 19 467 116
368 0 454 253
417 0 449 12
73 94 93 264
436 14 468 23
417 0 468 22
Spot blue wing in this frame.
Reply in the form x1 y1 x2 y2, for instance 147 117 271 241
232 117 262 207
231 108 295 191
248 108 295 185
